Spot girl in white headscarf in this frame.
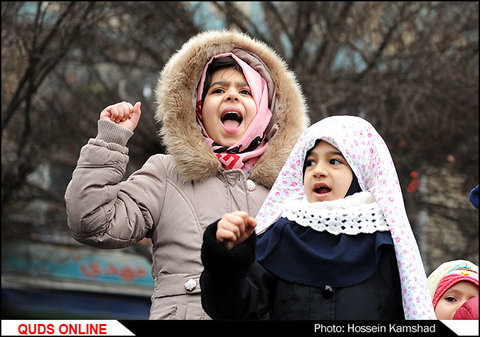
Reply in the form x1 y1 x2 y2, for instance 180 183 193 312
200 115 435 320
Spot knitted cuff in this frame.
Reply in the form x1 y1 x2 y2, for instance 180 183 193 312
201 220 256 277
96 120 133 146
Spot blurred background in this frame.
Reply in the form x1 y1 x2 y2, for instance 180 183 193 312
2 1 478 319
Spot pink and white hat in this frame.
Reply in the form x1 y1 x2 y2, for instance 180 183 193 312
428 260 479 309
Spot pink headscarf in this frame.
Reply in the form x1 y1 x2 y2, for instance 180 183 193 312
196 53 272 173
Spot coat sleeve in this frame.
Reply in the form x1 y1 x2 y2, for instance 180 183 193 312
200 221 276 319
64 120 167 248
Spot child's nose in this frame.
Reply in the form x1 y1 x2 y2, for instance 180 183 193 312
225 91 239 102
313 163 328 177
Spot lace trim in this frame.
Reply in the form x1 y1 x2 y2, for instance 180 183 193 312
281 191 389 235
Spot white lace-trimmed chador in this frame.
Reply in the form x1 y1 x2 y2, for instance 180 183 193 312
255 115 436 320
282 191 389 235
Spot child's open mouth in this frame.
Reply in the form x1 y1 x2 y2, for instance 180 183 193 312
221 110 243 134
313 183 331 196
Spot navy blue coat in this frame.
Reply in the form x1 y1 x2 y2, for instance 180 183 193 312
200 221 404 320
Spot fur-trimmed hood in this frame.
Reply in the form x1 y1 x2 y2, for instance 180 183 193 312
154 30 309 188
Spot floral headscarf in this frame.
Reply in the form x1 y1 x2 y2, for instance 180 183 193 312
255 115 436 319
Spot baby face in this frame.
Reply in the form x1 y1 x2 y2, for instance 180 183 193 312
435 281 478 319
304 141 353 203
201 68 257 147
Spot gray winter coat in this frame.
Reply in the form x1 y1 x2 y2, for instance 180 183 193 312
65 30 309 319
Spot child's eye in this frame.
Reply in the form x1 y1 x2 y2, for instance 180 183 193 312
445 296 457 303
330 158 343 165
305 159 316 167
240 89 252 95
211 88 224 94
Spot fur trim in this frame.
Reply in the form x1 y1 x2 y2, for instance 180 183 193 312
154 30 309 187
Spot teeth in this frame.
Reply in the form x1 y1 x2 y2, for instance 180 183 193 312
315 186 331 193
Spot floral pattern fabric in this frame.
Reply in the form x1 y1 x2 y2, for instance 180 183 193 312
255 115 436 319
